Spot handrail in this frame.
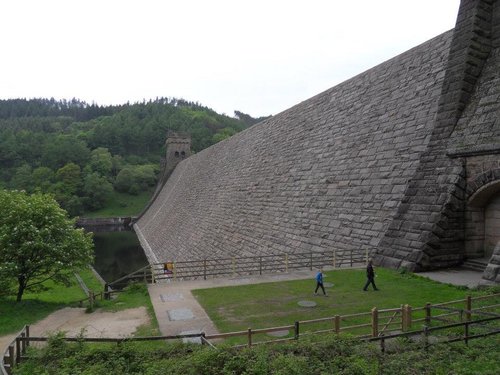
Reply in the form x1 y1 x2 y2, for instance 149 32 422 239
1 325 29 375
4 292 499 373
106 249 369 288
107 264 152 287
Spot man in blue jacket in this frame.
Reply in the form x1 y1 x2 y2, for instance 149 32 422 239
314 269 327 295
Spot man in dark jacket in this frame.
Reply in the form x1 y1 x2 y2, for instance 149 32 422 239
363 259 379 291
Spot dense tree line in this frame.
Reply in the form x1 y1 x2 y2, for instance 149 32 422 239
0 98 270 216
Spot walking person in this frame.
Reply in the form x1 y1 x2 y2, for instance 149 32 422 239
314 268 327 296
363 259 379 291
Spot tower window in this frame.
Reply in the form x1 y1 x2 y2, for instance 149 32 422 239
181 151 186 158
175 151 180 157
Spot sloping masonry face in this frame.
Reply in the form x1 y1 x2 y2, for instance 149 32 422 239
135 0 500 283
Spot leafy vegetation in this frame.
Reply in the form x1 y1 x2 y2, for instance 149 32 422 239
4 268 500 374
13 333 500 374
0 190 94 301
0 98 270 216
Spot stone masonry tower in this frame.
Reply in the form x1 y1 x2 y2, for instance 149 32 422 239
165 132 191 175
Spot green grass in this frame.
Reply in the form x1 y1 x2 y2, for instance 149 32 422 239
0 270 94 336
82 190 153 218
192 268 499 339
78 267 105 292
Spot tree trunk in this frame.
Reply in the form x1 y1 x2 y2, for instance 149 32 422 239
16 275 26 302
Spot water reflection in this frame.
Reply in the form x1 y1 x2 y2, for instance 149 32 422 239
92 231 148 283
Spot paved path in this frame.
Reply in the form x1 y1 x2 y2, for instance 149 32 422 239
148 266 494 338
418 267 495 289
148 269 320 338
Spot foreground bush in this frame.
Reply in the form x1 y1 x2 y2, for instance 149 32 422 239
13 333 500 375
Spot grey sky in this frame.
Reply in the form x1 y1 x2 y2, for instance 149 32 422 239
0 0 460 117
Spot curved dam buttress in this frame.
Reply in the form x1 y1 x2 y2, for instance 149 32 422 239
135 0 500 283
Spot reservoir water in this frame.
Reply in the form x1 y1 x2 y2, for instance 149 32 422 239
92 231 148 283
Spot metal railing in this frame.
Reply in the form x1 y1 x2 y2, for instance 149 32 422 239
107 249 369 291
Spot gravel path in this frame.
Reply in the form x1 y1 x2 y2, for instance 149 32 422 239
0 306 149 354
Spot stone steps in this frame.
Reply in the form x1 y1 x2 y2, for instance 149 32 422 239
461 258 489 272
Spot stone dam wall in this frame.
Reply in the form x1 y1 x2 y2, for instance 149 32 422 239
135 31 453 264
135 0 500 281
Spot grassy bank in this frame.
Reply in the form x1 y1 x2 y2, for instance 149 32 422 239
82 190 153 218
0 268 97 336
192 268 499 336
0 271 158 338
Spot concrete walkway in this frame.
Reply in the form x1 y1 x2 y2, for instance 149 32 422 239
148 269 319 338
148 267 494 338
418 266 495 289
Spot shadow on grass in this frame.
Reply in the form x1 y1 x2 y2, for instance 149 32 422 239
0 298 75 336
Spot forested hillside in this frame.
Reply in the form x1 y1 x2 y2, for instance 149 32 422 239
0 98 270 216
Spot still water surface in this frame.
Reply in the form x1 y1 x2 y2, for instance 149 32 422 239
92 231 148 283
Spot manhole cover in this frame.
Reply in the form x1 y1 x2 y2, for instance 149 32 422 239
160 293 184 302
180 330 203 344
298 300 317 307
167 308 194 321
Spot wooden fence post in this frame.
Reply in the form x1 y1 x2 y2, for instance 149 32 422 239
173 262 177 281
20 331 26 356
26 325 30 348
425 303 431 324
89 291 94 310
294 321 300 340
8 344 14 370
464 321 469 346
104 283 110 300
333 250 337 268
247 328 252 347
285 254 289 272
371 307 378 337
203 259 207 280
151 265 156 284
423 325 429 351
310 252 313 270
334 315 340 334
350 251 353 267
406 305 412 330
232 257 236 277
401 305 406 331
465 295 472 322
259 256 262 275
15 337 21 364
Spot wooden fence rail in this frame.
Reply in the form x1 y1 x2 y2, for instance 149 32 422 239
3 291 499 374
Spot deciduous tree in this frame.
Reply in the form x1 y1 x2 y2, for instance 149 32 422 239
0 190 94 301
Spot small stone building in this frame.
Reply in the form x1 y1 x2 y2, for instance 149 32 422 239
135 0 500 283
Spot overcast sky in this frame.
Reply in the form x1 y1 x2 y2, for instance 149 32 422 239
1 0 460 117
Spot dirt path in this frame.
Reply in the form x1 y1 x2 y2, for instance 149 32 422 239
0 306 150 353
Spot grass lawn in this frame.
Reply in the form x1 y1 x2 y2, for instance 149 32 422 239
0 268 98 336
192 268 500 343
82 190 153 218
0 273 159 339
